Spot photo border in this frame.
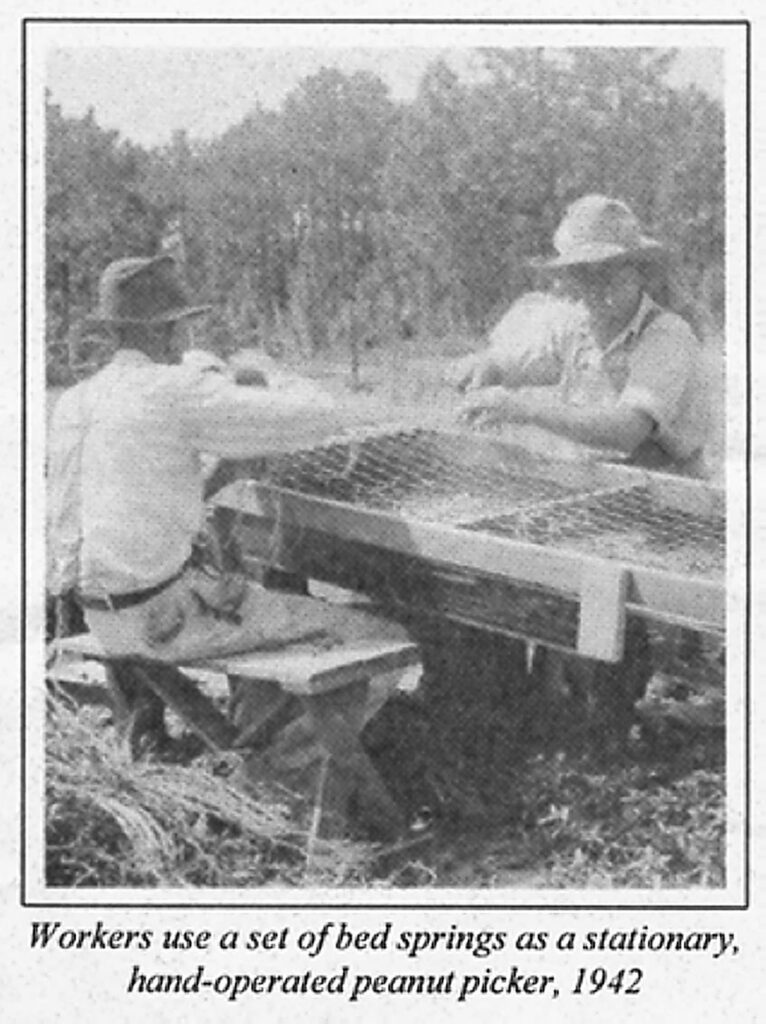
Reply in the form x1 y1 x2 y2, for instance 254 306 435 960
22 14 751 911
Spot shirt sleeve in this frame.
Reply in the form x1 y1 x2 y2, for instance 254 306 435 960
487 301 564 387
176 369 356 459
617 313 698 434
46 386 87 594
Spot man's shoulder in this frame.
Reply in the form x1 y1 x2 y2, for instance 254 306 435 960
49 377 91 424
639 305 698 351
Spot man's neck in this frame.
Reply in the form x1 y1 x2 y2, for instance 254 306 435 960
591 293 643 350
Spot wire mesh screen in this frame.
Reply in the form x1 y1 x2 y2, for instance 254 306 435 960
467 487 725 579
265 427 587 523
260 428 725 582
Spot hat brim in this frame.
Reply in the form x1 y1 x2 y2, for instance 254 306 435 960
528 238 666 270
83 304 212 330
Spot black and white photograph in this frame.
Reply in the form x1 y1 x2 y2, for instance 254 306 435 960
5 7 762 1020
29 19 745 903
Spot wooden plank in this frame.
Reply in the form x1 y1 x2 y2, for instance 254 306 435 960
577 563 628 661
52 632 419 698
46 674 111 707
219 483 590 594
624 570 723 632
217 485 725 631
236 530 583 650
205 640 420 695
644 472 725 518
49 634 106 660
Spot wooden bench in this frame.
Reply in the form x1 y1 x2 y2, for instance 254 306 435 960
47 632 420 838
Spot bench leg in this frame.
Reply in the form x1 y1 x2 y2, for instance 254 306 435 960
106 661 167 760
228 676 297 750
129 663 238 753
299 679 405 840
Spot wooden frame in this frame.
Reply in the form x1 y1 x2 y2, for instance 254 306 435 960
214 463 725 663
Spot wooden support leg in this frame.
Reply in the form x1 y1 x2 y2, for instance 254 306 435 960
583 616 652 759
228 676 297 750
546 616 653 760
106 660 168 760
130 662 238 752
299 679 405 840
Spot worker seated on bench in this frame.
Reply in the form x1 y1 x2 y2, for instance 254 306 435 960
46 254 412 745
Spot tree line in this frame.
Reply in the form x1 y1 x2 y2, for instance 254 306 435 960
45 47 725 382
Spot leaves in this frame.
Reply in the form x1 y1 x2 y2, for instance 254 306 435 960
46 50 725 377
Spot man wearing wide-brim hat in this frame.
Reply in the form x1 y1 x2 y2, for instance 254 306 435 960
47 254 412 754
450 194 712 477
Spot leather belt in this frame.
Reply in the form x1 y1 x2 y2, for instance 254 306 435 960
77 561 190 612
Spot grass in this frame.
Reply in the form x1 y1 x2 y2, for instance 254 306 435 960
45 685 726 891
359 756 726 891
45 697 377 888
512 752 725 889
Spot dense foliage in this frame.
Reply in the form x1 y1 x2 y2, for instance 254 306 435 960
45 48 725 379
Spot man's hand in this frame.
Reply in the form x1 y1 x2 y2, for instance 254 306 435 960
229 349 279 387
459 386 531 428
460 387 654 454
182 349 228 374
445 353 502 392
445 353 480 391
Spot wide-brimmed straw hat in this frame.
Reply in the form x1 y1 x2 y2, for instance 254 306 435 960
531 194 666 269
84 255 211 329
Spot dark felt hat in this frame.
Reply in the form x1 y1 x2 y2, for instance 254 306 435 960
84 256 210 328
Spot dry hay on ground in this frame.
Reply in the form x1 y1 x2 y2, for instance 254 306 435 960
45 697 374 888
45 610 726 890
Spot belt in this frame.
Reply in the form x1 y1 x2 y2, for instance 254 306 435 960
77 562 190 612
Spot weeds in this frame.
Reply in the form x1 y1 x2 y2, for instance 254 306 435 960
502 754 726 889
45 697 375 888
46 666 726 890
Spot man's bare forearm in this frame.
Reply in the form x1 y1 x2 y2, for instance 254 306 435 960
521 393 653 452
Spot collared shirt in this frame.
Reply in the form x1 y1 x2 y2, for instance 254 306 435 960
487 292 711 473
47 349 343 597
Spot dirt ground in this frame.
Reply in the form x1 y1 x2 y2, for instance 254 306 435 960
357 610 724 889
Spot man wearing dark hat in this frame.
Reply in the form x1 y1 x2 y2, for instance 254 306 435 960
451 194 712 477
47 256 410 718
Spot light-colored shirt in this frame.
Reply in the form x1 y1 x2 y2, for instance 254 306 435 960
487 292 711 471
47 349 344 597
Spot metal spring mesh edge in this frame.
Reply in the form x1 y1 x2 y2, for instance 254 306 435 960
259 428 725 581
